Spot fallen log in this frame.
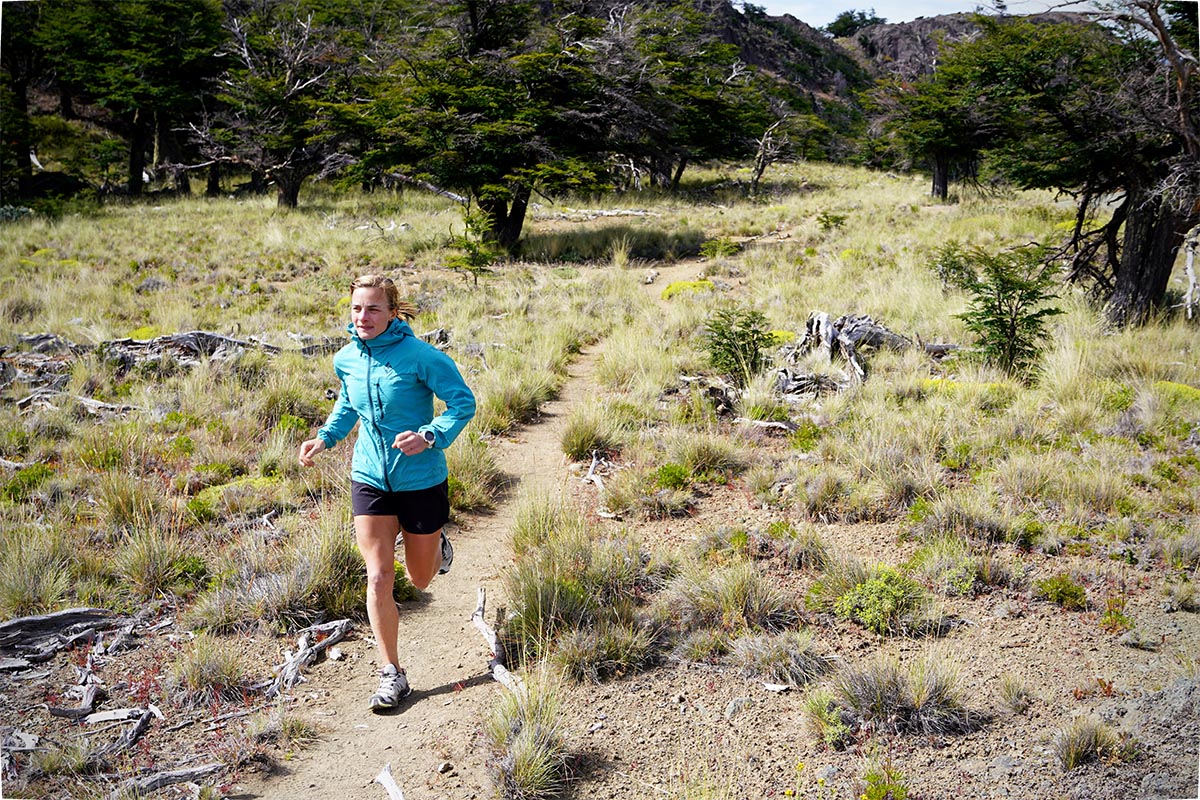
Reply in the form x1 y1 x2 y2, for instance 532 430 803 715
0 608 118 658
108 763 224 800
265 619 353 698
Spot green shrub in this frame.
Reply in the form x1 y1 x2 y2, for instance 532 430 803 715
445 431 503 513
654 463 691 490
702 306 774 387
802 687 851 748
1035 573 1088 610
829 566 934 636
661 279 714 300
940 244 1063 380
699 237 741 258
1 463 55 502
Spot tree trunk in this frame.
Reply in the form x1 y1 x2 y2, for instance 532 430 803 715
670 157 689 192
275 170 302 208
7 77 32 199
931 151 949 200
1107 189 1194 326
480 184 530 253
127 113 147 196
206 163 222 197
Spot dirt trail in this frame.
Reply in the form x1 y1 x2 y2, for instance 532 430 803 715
236 344 601 800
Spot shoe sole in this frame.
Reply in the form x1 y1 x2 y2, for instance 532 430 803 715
369 687 411 712
438 533 453 575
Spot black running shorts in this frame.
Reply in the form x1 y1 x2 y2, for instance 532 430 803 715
350 479 450 535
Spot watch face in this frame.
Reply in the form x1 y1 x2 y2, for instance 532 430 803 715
423 431 435 445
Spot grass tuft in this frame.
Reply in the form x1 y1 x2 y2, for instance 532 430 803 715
730 629 830 686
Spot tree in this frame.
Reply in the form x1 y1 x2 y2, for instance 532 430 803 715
825 9 886 39
888 7 1200 325
35 0 227 195
192 0 372 207
359 0 617 249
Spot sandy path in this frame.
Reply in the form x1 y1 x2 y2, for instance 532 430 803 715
236 344 599 800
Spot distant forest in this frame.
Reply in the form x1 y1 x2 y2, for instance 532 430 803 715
1 0 1197 324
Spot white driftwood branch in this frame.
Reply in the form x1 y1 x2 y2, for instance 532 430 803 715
470 588 523 694
583 451 606 492
266 618 353 698
732 417 800 432
374 762 407 800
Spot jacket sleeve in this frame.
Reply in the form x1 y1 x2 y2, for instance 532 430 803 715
417 348 476 448
316 374 359 449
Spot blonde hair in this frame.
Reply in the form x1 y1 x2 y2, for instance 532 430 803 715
350 274 417 320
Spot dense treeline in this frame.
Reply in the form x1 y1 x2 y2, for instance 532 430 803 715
0 0 1197 324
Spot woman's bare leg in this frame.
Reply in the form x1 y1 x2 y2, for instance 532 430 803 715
400 528 443 591
354 514 402 667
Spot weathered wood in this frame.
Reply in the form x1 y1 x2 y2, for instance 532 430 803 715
108 763 224 800
48 683 106 720
1184 223 1199 320
0 608 116 658
733 417 800 432
91 707 156 762
470 588 523 695
374 762 407 800
265 619 354 698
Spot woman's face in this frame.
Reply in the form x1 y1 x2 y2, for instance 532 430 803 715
351 286 393 340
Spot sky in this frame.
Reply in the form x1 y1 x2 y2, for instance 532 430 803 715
758 0 1095 30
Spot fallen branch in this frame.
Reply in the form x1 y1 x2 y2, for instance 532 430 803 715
265 619 353 699
48 683 106 720
108 763 224 800
374 762 407 800
733 417 799 432
470 588 523 695
583 451 606 493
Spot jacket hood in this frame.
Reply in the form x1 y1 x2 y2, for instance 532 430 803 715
347 317 413 349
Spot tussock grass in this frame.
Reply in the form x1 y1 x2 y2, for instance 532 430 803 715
445 431 504 513
0 526 71 617
560 399 629 460
730 629 831 686
996 673 1036 715
115 527 205 600
1052 717 1135 771
168 632 253 707
485 673 570 800
828 654 978 737
656 561 799 634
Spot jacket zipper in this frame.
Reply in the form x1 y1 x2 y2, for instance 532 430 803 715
363 341 394 492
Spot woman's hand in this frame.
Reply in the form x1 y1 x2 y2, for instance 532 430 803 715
392 431 432 455
298 437 327 467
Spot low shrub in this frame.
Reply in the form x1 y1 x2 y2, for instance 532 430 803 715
1035 573 1088 610
809 562 938 636
996 673 1036 715
552 621 657 683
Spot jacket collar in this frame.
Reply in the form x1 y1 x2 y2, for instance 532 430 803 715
348 317 412 350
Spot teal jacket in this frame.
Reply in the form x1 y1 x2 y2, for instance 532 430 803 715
316 318 475 492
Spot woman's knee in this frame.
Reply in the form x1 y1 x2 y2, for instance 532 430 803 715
365 565 396 595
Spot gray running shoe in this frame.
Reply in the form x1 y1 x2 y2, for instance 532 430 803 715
369 664 411 711
438 531 453 575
